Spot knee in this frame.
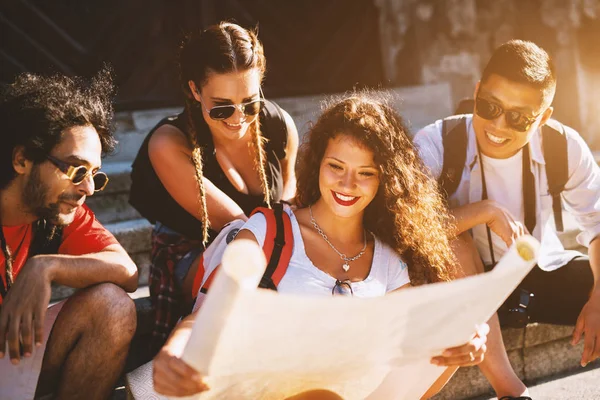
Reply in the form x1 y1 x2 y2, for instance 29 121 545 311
78 283 137 342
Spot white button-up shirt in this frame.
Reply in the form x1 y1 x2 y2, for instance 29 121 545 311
413 115 600 271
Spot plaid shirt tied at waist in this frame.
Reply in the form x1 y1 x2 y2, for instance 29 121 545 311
149 227 203 351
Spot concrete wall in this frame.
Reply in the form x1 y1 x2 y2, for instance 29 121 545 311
374 0 600 145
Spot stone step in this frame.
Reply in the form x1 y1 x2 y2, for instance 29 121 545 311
109 107 180 163
107 218 153 261
484 364 600 400
435 323 597 399
87 161 139 224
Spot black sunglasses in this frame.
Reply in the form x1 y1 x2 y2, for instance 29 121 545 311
475 97 541 132
332 279 354 297
198 89 264 121
46 155 109 192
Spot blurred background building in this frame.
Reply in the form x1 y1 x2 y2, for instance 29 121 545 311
1 0 599 144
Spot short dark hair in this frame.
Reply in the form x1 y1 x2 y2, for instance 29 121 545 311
481 40 556 105
0 66 116 190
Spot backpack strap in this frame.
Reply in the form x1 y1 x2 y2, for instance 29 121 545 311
193 203 293 297
439 116 469 198
251 203 293 290
542 119 569 232
261 100 288 160
193 252 208 295
193 221 243 297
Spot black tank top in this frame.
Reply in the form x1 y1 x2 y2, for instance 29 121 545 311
129 99 288 240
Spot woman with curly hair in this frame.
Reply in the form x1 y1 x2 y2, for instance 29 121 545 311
129 22 299 350
152 92 489 398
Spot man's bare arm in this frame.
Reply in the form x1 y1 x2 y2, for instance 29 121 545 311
0 243 137 362
450 200 526 246
34 243 138 292
572 236 600 366
450 201 494 236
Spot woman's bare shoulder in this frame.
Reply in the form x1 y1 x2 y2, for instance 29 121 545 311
148 124 191 157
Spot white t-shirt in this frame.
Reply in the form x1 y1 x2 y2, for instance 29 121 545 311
242 206 410 297
473 150 524 265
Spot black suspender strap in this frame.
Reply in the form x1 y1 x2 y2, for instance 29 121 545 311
523 145 536 234
478 143 535 266
478 145 497 266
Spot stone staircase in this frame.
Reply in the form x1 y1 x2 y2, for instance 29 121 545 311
49 83 596 399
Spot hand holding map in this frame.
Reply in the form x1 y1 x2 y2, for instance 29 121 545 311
162 235 540 399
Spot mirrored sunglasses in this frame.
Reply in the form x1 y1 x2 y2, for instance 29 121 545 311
475 97 540 132
46 155 109 192
205 99 264 120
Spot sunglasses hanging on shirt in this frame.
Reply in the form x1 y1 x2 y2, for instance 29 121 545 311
332 279 354 296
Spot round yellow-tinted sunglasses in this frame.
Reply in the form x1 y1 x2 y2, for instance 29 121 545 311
46 155 109 192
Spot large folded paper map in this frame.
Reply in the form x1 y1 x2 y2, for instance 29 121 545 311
127 235 539 400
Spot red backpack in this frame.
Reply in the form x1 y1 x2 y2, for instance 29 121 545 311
191 203 294 309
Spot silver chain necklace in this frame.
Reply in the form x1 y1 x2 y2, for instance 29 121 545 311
309 205 367 272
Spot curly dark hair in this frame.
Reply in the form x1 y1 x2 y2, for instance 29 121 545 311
0 66 116 289
295 92 457 285
0 66 116 190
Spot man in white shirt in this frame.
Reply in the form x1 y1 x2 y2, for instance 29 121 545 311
414 40 600 399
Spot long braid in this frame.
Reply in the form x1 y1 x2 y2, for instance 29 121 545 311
246 29 271 208
250 117 271 207
185 99 210 245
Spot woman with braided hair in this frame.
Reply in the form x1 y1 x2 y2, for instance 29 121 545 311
129 22 298 351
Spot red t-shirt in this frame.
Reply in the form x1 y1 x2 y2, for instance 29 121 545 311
0 205 118 304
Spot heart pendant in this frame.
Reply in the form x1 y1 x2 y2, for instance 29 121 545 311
342 263 350 272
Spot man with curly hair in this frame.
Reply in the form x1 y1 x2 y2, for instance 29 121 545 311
0 69 138 399
414 40 600 399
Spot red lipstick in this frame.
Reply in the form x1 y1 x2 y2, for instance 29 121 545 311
331 190 360 206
